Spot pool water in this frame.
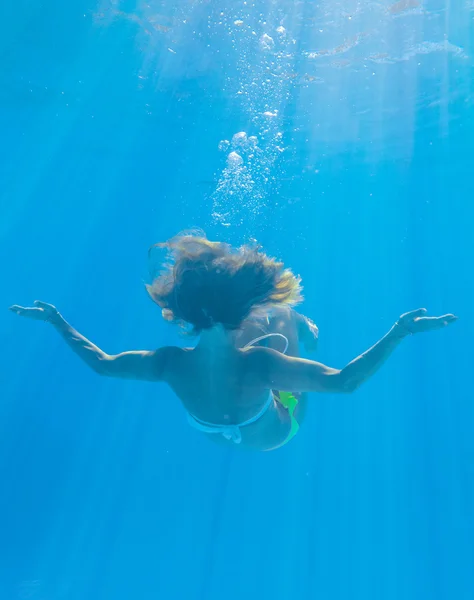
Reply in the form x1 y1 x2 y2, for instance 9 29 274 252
0 1 473 599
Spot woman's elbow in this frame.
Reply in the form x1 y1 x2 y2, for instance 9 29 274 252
93 354 115 377
332 370 360 394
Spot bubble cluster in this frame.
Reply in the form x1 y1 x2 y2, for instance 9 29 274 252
212 131 268 227
218 139 230 152
211 12 295 232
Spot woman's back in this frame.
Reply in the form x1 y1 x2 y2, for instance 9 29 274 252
165 344 271 424
165 343 293 450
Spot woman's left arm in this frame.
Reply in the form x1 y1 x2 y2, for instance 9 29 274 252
10 301 175 381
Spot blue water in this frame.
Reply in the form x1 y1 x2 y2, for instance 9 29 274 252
1 1 473 599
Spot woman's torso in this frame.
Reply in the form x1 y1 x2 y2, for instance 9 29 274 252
164 344 306 450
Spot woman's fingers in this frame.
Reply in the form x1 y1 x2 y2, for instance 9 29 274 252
9 305 25 314
401 308 427 321
414 314 458 332
34 300 54 310
9 305 37 316
9 304 49 320
396 309 458 334
439 314 458 324
10 300 59 322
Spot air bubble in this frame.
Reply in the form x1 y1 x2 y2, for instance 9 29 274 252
231 131 248 147
227 151 243 167
218 139 230 152
259 34 275 52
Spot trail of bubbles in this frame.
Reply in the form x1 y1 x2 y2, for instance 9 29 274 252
211 14 297 232
211 132 265 227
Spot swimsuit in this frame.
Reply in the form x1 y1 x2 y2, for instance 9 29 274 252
187 333 300 449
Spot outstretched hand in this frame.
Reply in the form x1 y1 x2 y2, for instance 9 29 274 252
397 308 458 335
9 301 60 323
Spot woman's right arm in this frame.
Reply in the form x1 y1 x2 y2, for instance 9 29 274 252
255 309 457 394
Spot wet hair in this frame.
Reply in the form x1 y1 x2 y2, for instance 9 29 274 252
146 231 302 333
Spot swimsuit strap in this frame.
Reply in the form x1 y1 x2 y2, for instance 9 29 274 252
243 332 289 355
186 416 243 443
188 390 274 444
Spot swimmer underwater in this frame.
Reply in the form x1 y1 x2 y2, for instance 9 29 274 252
10 233 458 451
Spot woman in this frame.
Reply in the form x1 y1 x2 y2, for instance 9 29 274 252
9 233 457 451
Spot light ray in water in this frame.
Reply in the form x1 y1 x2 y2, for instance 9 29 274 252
96 0 472 233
